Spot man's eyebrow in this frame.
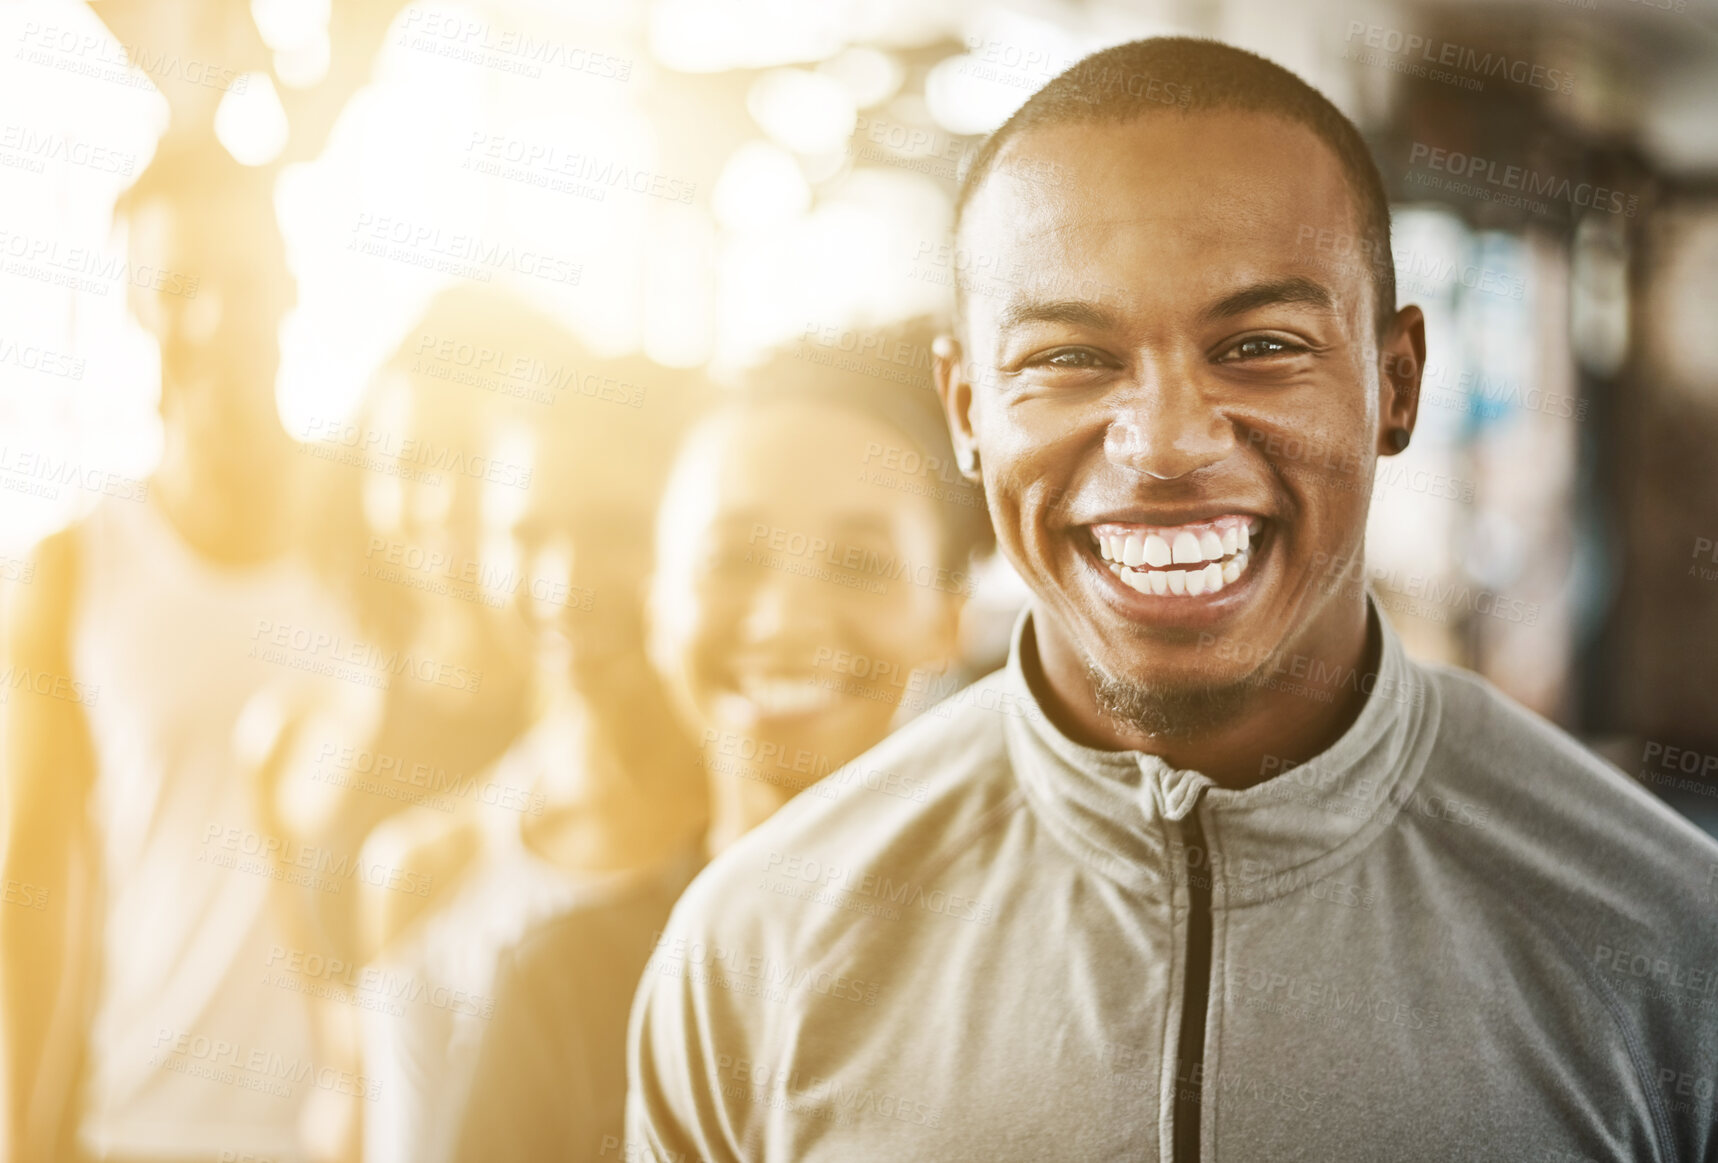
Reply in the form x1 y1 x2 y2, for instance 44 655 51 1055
995 299 1122 333
1201 277 1335 322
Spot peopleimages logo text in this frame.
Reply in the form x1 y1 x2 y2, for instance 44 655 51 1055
1408 144 1638 217
1344 22 1575 93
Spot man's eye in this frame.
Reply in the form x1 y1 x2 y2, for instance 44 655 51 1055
1222 337 1305 361
1034 348 1105 369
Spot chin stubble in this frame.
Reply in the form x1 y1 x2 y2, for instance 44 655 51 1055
1083 655 1253 740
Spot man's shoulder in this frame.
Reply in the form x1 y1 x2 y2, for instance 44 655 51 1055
660 668 1021 966
1417 661 1718 938
801 666 1020 828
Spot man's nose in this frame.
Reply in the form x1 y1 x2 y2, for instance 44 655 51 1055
1102 369 1237 480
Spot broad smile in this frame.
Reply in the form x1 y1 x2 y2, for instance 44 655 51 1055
1076 513 1272 625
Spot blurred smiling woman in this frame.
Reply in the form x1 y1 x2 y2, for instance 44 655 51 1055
650 323 991 852
447 317 991 1163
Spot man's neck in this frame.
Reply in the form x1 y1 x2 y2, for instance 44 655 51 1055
1028 599 1379 790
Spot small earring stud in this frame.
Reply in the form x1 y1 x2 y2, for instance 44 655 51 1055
1386 427 1411 453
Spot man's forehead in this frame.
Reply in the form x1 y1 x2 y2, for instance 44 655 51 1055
957 112 1370 327
965 112 1360 248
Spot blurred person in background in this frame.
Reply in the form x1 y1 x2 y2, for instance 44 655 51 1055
302 296 706 1163
0 146 354 1163
446 318 992 1162
266 289 543 976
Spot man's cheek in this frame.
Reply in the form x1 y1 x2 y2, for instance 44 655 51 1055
986 494 1036 565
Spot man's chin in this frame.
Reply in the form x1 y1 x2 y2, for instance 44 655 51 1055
1083 657 1255 741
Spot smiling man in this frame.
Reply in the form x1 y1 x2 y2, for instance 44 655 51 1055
626 38 1718 1163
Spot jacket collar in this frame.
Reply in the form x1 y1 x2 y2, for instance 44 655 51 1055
1001 594 1439 904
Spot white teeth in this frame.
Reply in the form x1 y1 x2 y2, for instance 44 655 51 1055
1105 545 1254 600
1095 522 1257 565
1094 516 1261 600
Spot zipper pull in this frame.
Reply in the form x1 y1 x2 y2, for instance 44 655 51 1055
1137 754 1214 822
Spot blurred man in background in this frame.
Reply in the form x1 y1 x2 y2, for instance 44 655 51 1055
448 320 990 1161
0 146 353 1163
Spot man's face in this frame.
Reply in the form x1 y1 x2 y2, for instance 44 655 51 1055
942 111 1419 710
650 400 959 787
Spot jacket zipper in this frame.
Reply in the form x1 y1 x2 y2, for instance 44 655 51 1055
1172 807 1213 1163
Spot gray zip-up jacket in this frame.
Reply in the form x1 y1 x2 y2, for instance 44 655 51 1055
627 605 1718 1162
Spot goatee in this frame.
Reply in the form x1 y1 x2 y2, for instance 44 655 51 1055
1083 657 1251 740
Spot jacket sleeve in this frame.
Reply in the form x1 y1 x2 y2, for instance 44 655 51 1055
625 925 746 1163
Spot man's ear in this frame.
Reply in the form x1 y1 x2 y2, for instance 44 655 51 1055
933 334 979 482
1377 305 1426 457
